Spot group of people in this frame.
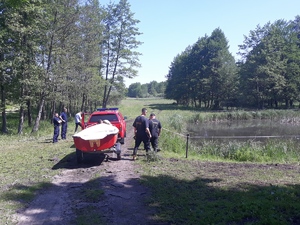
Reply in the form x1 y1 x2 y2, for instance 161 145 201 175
52 107 163 159
132 108 162 160
52 109 83 143
52 107 68 143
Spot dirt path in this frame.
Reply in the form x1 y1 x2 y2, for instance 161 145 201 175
15 122 157 225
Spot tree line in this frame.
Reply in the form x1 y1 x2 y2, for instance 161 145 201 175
165 16 300 110
0 0 142 134
127 80 166 98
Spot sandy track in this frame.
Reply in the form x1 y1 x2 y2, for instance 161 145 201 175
15 121 158 225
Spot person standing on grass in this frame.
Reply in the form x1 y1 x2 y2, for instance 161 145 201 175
132 108 151 160
53 112 62 143
60 107 68 139
74 111 83 132
149 113 162 152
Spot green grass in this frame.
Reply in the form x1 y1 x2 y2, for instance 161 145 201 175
72 206 104 225
0 121 76 224
119 98 300 224
2 98 300 224
140 159 300 225
118 98 300 163
186 140 300 163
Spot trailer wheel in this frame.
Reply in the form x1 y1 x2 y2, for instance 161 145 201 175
119 138 125 145
117 153 121 160
76 149 84 163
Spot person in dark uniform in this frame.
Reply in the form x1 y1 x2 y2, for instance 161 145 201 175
149 113 162 152
60 107 67 140
132 108 151 160
53 112 62 143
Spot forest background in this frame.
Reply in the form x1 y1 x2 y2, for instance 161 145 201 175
1 0 300 135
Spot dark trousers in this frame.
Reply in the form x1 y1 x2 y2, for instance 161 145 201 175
133 135 150 155
75 122 83 132
150 136 159 151
61 122 67 139
53 126 60 143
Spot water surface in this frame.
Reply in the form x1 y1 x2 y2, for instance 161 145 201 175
188 119 300 141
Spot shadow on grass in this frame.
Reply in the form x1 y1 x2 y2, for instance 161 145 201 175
140 174 300 225
4 172 300 225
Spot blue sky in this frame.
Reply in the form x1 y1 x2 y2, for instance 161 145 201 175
99 0 300 87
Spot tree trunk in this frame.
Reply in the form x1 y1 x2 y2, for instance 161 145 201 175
58 102 63 113
27 100 32 127
32 98 45 133
1 85 8 134
51 101 56 122
104 85 113 107
42 102 47 120
102 85 108 108
18 106 24 135
81 93 86 111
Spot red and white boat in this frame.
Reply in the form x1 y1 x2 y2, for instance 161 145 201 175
73 123 121 163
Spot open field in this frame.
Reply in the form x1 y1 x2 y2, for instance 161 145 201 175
1 98 300 224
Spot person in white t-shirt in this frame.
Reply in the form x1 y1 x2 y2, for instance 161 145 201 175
74 111 83 132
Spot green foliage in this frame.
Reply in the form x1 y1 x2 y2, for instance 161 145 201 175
101 0 142 107
1 0 142 134
191 109 300 123
127 81 166 98
5 0 29 7
193 140 300 163
165 16 300 110
238 17 300 109
165 28 238 108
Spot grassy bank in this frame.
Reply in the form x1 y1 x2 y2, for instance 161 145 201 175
120 98 300 163
120 98 300 224
0 132 75 224
1 98 300 224
140 159 300 225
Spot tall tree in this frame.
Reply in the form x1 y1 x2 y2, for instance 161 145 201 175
205 28 237 109
31 0 82 132
61 0 103 112
2 0 46 134
238 19 300 108
166 29 237 108
101 0 142 108
0 0 10 133
284 16 300 107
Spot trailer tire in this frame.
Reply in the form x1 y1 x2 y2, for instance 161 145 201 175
117 153 121 160
120 138 125 145
76 149 84 163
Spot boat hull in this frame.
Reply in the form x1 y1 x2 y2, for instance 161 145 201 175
73 133 118 152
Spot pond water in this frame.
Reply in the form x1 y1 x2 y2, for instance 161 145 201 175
188 119 300 142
